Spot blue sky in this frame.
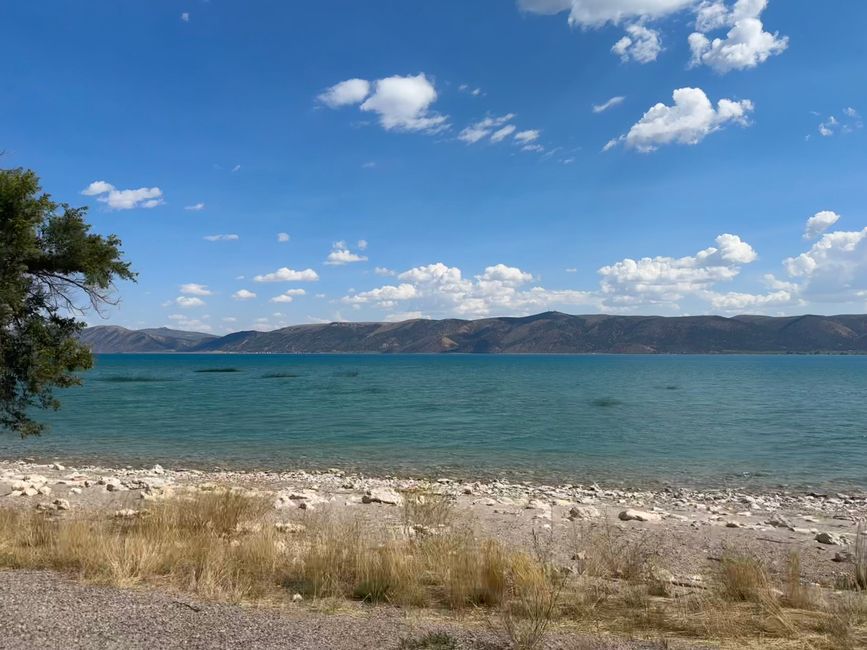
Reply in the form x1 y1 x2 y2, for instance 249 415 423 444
2 0 866 333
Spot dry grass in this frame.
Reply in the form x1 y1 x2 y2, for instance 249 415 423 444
2 495 867 649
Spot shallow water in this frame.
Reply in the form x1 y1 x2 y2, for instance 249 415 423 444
3 354 866 490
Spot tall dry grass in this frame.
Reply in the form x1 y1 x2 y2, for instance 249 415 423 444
2 493 867 648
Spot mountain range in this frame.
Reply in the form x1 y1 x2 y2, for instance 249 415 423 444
79 312 867 354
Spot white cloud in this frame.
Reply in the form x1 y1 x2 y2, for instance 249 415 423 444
363 74 448 132
612 24 662 63
593 96 626 113
518 0 695 27
804 211 841 240
168 314 211 332
384 311 426 322
374 266 396 276
459 114 515 144
598 234 758 308
203 234 239 241
689 0 788 73
459 84 484 97
253 267 320 283
174 296 206 308
609 87 753 153
514 129 541 143
490 124 517 143
317 78 371 108
81 181 164 210
180 12 190 22
232 289 257 300
816 109 863 137
325 241 368 265
179 283 212 296
357 239 368 251
185 202 205 211
270 288 307 303
706 289 795 311
277 232 290 243
778 216 867 306
344 262 595 317
231 164 241 173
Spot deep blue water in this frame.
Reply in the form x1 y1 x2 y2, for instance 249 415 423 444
2 354 866 490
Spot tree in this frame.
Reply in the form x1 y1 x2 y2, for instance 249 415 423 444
1 167 135 436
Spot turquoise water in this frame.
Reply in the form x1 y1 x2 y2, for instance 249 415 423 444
2 354 867 490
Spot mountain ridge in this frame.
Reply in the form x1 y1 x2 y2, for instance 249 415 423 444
80 312 867 354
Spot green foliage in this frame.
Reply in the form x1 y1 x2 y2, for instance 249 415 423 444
0 167 134 435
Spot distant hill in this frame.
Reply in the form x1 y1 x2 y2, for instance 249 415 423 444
79 326 217 353
80 313 867 354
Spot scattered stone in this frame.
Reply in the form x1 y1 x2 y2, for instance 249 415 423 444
816 531 844 546
274 522 306 534
362 488 404 506
52 499 70 511
833 550 854 563
69 487 82 495
22 487 38 497
766 514 793 529
619 509 662 522
568 505 600 520
151 464 165 475
291 593 303 602
48 463 65 471
113 509 141 519
37 486 52 496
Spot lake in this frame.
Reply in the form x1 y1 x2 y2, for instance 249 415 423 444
3 354 866 491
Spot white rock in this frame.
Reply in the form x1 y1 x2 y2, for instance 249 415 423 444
48 463 65 471
151 464 166 475
568 505 600 520
10 480 28 491
292 593 303 602
22 487 38 497
37 486 52 496
618 509 662 523
53 499 70 511
362 488 404 506
69 487 82 495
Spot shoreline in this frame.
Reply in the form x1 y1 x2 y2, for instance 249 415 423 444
3 452 865 497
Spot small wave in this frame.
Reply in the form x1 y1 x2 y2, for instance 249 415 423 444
334 370 360 378
97 376 173 383
194 368 241 373
261 372 300 379
592 397 623 407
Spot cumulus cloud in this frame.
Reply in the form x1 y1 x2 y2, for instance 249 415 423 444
174 296 205 308
270 289 307 303
319 74 447 132
593 96 626 113
517 0 694 27
317 78 371 108
325 241 369 266
459 115 542 151
179 283 212 296
277 232 290 243
232 289 257 300
688 0 788 73
253 267 319 282
612 24 662 63
180 12 190 22
804 211 841 240
344 262 594 317
81 181 164 210
184 202 205 211
598 234 758 308
374 267 397 276
203 234 239 241
607 87 753 152
168 314 211 332
776 215 867 306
